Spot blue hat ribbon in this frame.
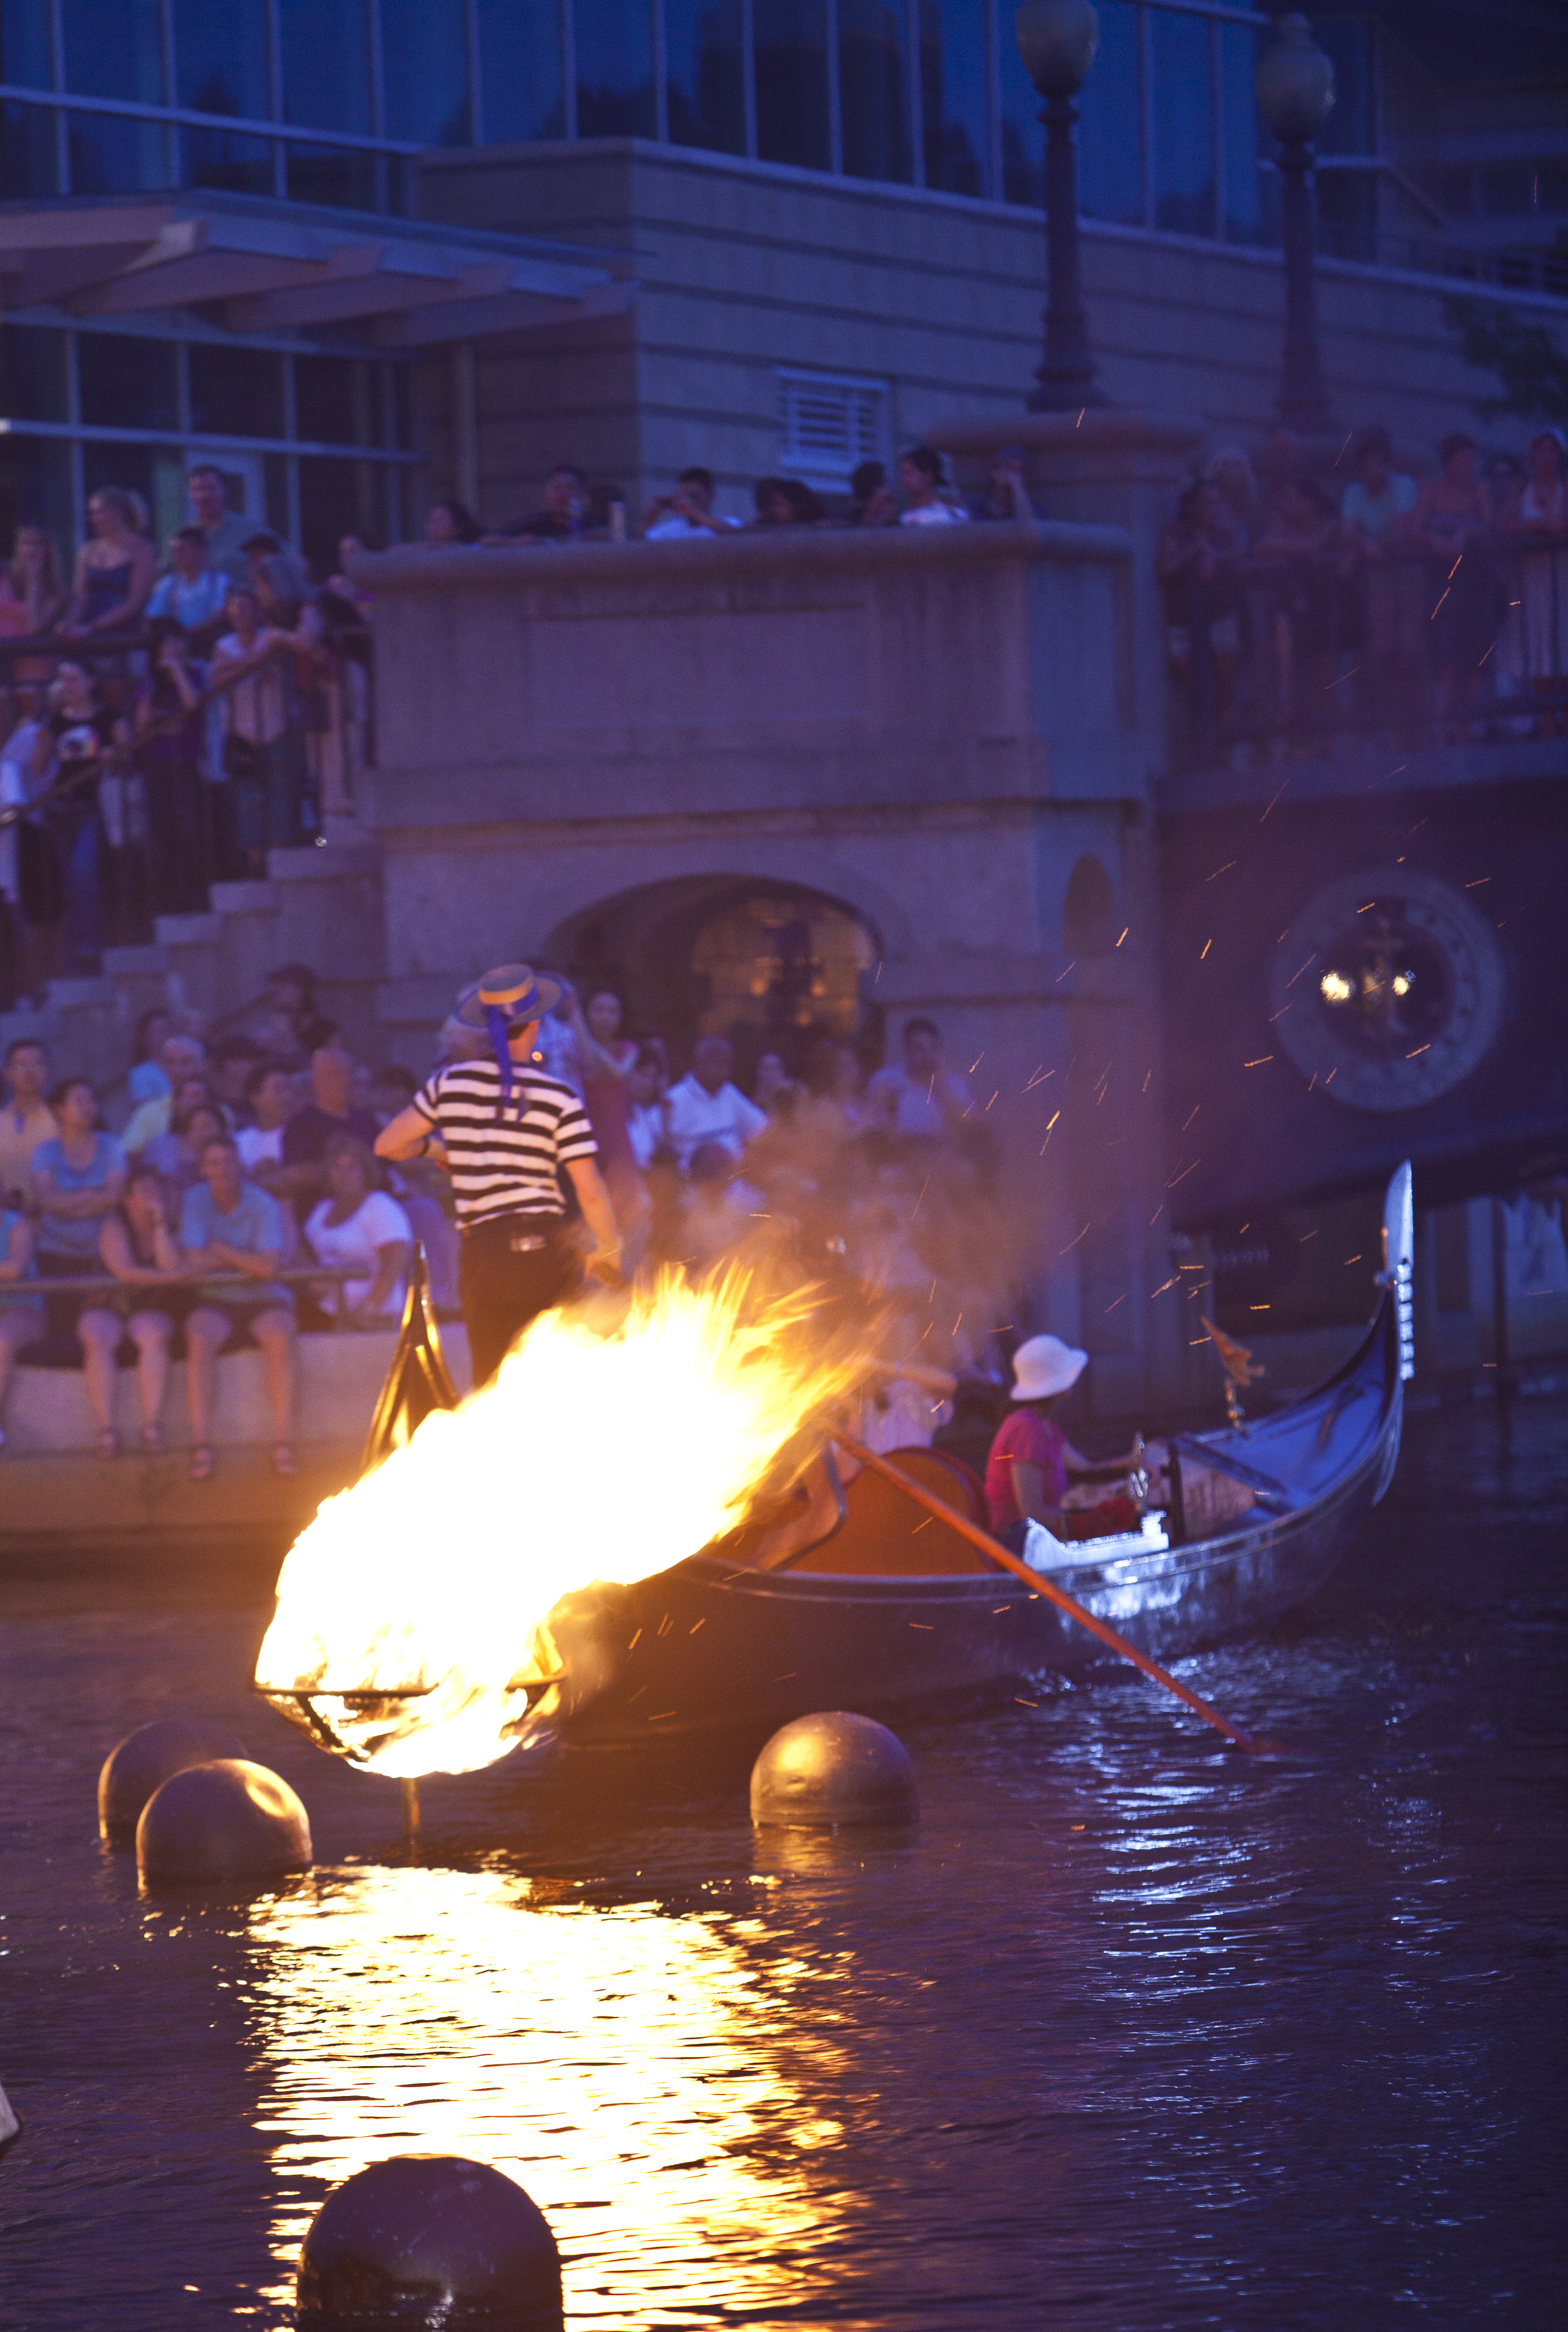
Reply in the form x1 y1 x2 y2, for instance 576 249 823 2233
486 1004 516 1106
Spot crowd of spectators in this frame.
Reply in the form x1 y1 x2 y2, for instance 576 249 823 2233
0 462 372 1009
0 959 1017 1474
0 441 1025 1014
1157 422 1568 752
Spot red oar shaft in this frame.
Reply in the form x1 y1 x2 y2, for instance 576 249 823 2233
832 1429 1276 1756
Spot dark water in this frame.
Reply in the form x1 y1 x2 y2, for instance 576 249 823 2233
1 1397 1565 2330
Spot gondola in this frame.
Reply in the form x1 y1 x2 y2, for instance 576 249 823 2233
264 1163 1414 1760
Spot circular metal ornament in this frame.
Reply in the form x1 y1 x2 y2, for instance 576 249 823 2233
1270 869 1504 1113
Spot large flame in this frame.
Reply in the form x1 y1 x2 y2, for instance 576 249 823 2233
255 1270 861 1778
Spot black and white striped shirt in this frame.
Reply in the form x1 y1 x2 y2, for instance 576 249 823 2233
412 1059 598 1230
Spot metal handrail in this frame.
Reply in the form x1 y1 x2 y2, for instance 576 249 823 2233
11 1263 383 1305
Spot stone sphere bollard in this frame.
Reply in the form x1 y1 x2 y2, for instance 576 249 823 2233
750 1710 918 1829
297 2154 563 2330
136 1759 312 1883
98 1716 247 1841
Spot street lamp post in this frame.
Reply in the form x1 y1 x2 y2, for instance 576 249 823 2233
1256 12 1337 433
1016 0 1107 413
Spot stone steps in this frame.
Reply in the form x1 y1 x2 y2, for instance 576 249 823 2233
0 831 387 1089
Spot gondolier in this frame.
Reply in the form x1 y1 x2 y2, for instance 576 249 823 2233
375 963 621 1388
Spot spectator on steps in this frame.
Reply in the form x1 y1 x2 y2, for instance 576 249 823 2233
60 487 155 640
183 465 263 584
234 1062 299 1234
304 1137 413 1326
0 1196 43 1451
426 499 482 546
145 526 230 647
898 446 967 527
847 460 899 527
209 584 305 874
970 447 1037 522
31 1079 127 1312
643 468 740 540
865 1017 973 1144
140 1096 229 1194
663 1034 768 1171
122 1030 207 1154
180 1131 297 1481
0 1037 55 1209
277 1040 379 1219
498 466 588 544
126 1009 174 1107
84 1164 192 1456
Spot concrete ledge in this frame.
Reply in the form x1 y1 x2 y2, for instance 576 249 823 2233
2 1324 472 1455
354 517 1131 596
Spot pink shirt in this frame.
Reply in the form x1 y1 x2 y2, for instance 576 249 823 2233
985 1408 1068 1531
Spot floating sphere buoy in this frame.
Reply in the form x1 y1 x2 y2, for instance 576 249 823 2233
98 1716 247 1841
297 2154 562 2330
750 1710 918 1829
136 1759 312 1883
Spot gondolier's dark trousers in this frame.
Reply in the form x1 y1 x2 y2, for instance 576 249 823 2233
459 1211 581 1391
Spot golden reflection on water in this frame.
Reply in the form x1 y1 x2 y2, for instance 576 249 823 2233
244 1864 853 2327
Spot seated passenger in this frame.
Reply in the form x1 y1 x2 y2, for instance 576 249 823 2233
984 1336 1097 1552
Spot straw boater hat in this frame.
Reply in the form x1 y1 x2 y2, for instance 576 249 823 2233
453 963 563 1105
1009 1334 1088 1402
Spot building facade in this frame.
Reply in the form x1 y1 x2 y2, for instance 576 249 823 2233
3 2 1565 555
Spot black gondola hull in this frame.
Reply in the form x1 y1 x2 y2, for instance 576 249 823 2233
534 1301 1404 1749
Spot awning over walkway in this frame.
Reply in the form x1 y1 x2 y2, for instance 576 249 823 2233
0 192 631 347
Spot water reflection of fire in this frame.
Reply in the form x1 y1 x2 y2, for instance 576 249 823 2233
255 1271 861 1778
245 1869 850 2328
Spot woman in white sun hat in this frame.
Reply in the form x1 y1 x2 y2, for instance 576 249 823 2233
983 1334 1107 1553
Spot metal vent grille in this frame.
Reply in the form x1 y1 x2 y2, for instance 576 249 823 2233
776 368 889 489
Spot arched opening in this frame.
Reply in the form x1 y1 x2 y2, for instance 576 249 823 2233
544 876 882 1080
1062 855 1118 957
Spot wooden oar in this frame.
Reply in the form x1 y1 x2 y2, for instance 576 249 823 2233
832 1428 1282 1756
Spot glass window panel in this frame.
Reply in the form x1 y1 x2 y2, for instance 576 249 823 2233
389 365 413 451
382 0 471 144
0 0 54 89
0 438 74 581
1077 0 1140 225
278 0 372 135
839 0 910 183
295 354 380 447
918 0 987 199
754 0 831 173
0 326 69 423
183 126 276 196
665 0 746 155
1218 21 1261 243
297 454 385 577
476 0 566 142
575 0 656 137
995 0 1042 207
189 343 286 440
174 0 271 121
265 452 292 535
62 0 163 103
0 103 60 199
1149 6 1214 235
285 142 379 209
66 110 174 193
78 332 179 432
